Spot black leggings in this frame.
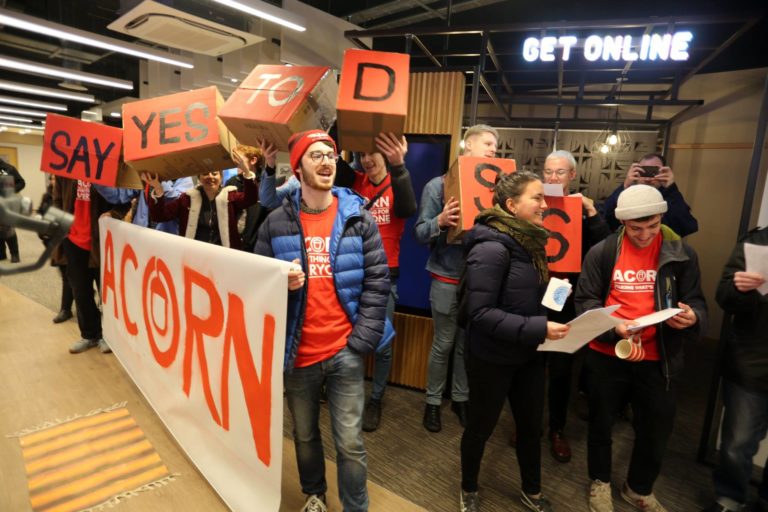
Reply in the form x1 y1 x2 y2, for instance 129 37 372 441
461 354 546 495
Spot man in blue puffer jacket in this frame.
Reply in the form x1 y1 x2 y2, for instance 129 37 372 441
254 129 393 512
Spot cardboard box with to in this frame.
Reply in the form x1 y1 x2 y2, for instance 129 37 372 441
123 86 236 180
443 156 517 243
336 49 410 153
219 65 338 152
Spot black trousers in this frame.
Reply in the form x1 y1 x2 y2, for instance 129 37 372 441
62 239 101 340
57 265 74 312
586 350 676 495
461 353 545 495
0 233 19 259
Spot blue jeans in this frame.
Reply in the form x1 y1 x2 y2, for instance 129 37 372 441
425 279 469 405
713 380 768 511
369 280 397 401
285 347 368 511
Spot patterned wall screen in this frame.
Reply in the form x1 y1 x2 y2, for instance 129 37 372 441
495 129 659 202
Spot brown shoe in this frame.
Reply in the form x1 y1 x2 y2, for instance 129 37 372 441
550 431 572 463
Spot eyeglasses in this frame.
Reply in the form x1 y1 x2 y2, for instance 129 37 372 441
542 168 570 177
308 151 340 164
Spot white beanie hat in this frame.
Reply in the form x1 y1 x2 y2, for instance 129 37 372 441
615 184 668 220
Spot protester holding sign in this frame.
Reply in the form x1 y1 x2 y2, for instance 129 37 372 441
602 152 698 237
460 171 569 512
344 133 417 432
414 124 499 433
574 184 706 512
254 129 393 512
540 150 611 464
704 227 768 512
143 147 261 250
52 177 132 354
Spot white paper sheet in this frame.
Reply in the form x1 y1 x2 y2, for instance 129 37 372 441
538 305 621 354
543 184 564 197
744 243 768 295
627 308 684 332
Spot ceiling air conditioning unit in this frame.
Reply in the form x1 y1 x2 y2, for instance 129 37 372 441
108 0 264 57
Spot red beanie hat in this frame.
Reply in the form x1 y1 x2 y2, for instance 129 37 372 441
288 129 337 176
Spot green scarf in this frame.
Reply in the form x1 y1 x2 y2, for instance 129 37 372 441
475 204 550 283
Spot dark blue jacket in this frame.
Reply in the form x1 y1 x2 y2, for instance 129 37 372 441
463 223 548 366
254 186 394 370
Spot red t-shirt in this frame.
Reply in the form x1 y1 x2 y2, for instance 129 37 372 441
68 180 92 251
296 197 353 368
590 233 663 361
353 172 405 269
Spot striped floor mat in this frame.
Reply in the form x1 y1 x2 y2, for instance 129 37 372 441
16 405 173 512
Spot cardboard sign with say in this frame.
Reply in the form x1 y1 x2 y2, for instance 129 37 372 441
219 65 337 152
543 196 583 273
41 113 123 186
123 86 236 180
443 156 517 243
337 49 410 153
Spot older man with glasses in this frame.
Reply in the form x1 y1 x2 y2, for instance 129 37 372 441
537 150 611 463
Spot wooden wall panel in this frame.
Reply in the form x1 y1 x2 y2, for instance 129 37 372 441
405 72 465 161
366 312 434 390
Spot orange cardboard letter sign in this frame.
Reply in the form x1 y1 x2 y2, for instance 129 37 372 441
336 49 410 152
41 113 123 186
443 156 517 243
543 196 583 273
219 65 337 152
123 86 236 180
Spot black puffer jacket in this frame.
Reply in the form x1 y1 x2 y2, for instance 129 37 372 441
716 227 768 392
463 223 548 366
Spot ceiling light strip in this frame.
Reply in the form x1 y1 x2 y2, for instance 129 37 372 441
0 79 95 102
0 55 133 90
0 114 32 123
0 95 67 111
0 8 193 69
0 120 43 130
213 0 306 32
0 106 48 118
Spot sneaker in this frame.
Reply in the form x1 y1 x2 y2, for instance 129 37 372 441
589 480 613 512
521 492 553 512
451 400 468 428
460 489 480 512
52 310 73 323
620 482 667 511
423 404 441 432
362 398 382 432
98 339 112 354
549 431 572 463
300 494 327 512
10 255 20 263
69 338 98 354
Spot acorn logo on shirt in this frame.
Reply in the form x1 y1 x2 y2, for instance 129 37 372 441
306 236 332 278
76 179 91 201
613 268 657 293
365 195 391 225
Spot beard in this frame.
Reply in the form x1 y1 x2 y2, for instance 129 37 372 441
299 165 334 191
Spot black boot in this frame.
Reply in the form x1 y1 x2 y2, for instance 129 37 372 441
451 400 468 428
362 399 382 432
423 404 441 433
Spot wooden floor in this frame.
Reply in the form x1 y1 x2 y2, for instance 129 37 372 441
0 283 424 512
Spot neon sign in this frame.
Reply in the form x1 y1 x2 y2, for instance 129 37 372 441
522 32 693 63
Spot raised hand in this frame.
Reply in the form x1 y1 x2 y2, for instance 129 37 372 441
375 132 407 167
